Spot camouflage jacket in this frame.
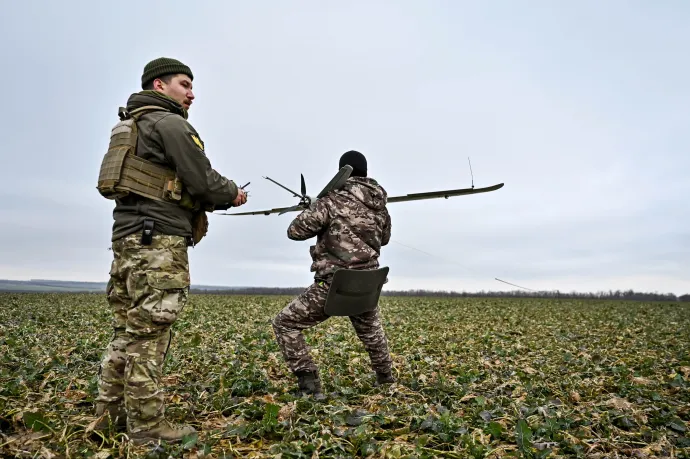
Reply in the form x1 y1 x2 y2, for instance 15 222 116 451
287 176 392 281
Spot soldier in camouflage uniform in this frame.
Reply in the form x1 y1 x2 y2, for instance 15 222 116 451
94 57 248 444
272 150 396 397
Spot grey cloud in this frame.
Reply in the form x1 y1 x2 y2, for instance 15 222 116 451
0 1 688 294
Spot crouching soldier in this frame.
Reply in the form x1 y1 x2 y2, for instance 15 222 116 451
272 150 396 398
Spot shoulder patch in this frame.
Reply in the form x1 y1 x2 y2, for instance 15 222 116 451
190 134 205 151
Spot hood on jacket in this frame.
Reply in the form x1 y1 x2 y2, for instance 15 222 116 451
126 90 188 119
337 176 387 211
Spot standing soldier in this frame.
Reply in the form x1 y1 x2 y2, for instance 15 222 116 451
272 150 396 398
94 57 248 444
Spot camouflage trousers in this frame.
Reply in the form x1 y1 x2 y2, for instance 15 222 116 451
95 233 190 433
272 281 393 374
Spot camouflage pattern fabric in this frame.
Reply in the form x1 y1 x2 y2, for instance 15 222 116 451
95 233 190 433
272 279 393 374
287 176 392 282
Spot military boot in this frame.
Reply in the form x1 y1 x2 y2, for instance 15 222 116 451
375 370 396 386
94 402 127 431
129 420 197 445
295 370 325 400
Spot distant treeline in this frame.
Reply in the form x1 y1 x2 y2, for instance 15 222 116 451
190 287 690 302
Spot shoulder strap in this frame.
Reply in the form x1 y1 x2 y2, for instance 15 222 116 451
118 105 171 121
130 105 171 121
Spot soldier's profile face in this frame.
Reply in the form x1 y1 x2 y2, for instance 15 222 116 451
156 74 195 110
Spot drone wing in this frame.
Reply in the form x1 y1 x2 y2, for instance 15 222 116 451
387 183 504 203
216 206 298 216
217 181 504 216
316 165 353 198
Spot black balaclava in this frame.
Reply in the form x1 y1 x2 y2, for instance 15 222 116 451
339 150 367 177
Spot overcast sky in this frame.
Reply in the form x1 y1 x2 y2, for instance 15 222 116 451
1 1 688 294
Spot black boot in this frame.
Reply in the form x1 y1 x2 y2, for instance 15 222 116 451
295 370 325 400
375 370 396 386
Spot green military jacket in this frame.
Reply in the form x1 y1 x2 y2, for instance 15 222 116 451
111 91 238 241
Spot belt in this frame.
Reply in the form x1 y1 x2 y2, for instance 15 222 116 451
139 219 196 247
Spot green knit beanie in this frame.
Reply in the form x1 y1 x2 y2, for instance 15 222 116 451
141 57 193 89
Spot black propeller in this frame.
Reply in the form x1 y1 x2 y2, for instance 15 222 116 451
261 165 354 215
260 173 311 215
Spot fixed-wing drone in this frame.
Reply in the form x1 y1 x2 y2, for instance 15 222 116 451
216 164 504 217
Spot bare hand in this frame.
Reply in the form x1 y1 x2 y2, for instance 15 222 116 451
232 188 247 207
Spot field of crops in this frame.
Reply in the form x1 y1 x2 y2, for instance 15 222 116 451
1 293 688 458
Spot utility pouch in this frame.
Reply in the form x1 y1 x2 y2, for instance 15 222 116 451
141 219 154 245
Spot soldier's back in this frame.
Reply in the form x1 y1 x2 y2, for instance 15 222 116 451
312 176 391 277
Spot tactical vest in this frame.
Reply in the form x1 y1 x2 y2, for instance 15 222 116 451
97 105 184 204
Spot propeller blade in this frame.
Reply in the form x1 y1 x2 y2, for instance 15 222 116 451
316 165 353 199
301 174 306 197
263 176 302 198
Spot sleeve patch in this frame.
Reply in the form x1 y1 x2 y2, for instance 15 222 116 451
190 134 205 151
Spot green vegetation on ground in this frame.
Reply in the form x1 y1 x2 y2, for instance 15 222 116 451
0 293 688 458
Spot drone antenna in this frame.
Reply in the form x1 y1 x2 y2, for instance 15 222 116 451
495 278 534 291
468 157 475 189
